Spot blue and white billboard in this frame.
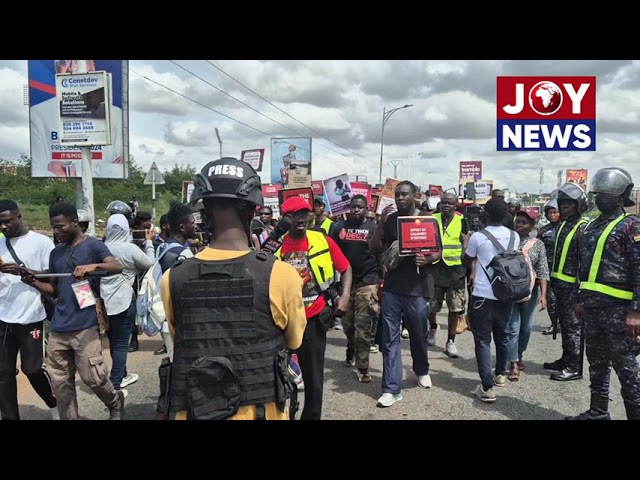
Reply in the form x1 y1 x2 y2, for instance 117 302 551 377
28 60 129 179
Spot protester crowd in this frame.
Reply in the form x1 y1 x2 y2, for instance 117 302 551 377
1 160 638 421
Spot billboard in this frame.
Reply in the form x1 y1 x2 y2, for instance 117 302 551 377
566 169 588 191
270 137 312 186
28 60 129 179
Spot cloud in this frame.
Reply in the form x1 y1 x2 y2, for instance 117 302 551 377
0 67 29 127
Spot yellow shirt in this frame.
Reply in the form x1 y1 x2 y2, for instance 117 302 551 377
161 248 307 420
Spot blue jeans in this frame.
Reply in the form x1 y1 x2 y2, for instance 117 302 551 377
106 301 135 389
507 286 540 363
468 296 513 390
380 291 430 394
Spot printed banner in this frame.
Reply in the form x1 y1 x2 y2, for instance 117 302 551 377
397 216 441 256
428 184 443 196
241 149 265 172
270 137 312 186
262 183 282 198
369 194 380 213
28 60 128 179
182 181 195 203
311 180 324 197
351 182 372 204
323 173 353 216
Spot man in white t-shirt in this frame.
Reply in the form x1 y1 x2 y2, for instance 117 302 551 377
463 197 515 404
0 200 59 420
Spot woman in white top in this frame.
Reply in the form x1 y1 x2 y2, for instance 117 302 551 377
100 214 155 395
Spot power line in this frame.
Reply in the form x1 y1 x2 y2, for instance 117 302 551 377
204 60 373 163
170 60 305 137
125 64 338 161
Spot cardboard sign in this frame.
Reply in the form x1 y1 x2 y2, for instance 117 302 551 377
397 216 441 256
376 196 396 215
288 172 312 188
369 194 381 213
278 187 314 211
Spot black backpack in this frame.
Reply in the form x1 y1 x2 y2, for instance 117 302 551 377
477 229 531 304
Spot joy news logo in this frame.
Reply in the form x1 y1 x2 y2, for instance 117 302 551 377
496 76 596 151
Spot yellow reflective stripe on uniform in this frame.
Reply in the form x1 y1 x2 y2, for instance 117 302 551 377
551 219 587 284
579 214 633 300
319 218 333 235
433 213 463 266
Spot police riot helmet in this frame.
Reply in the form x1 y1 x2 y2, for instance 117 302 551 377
190 157 263 206
507 198 521 209
590 167 635 207
106 200 133 218
557 182 588 214
543 198 558 212
77 208 92 223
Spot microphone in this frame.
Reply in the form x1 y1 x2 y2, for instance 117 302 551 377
260 216 292 254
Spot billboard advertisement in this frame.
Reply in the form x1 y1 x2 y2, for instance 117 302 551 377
28 60 129 179
566 169 588 191
270 137 312 186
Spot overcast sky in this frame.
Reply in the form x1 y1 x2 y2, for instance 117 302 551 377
2 59 639 194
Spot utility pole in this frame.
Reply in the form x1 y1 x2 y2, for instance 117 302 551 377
215 128 222 158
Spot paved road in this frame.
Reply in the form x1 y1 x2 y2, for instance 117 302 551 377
17 308 627 420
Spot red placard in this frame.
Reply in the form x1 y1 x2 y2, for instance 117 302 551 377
397 216 441 256
278 187 314 210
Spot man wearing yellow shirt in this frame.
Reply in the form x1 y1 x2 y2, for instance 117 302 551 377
161 158 306 420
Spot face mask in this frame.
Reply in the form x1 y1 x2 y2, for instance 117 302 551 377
595 193 621 213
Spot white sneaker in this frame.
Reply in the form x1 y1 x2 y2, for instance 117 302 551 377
427 328 437 346
370 344 379 353
493 373 507 387
417 374 432 388
120 373 138 388
50 407 60 420
120 388 129 399
297 381 305 392
401 328 410 339
445 340 460 358
473 385 496 403
377 392 403 407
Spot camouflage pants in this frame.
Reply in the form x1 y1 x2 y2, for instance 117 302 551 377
343 284 379 371
555 287 582 369
546 283 556 326
584 304 640 407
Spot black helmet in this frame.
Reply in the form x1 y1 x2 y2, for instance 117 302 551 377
507 197 521 209
557 182 588 214
107 200 133 218
590 167 635 207
190 157 263 206
544 198 558 212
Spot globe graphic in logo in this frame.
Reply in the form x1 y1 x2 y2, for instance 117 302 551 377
529 81 562 116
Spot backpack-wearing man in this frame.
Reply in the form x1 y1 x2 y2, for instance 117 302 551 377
161 158 307 420
463 198 516 403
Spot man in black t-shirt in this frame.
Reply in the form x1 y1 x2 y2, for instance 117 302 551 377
369 181 442 408
332 195 379 383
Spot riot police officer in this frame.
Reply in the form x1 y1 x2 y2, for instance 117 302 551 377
544 182 589 381
567 168 640 420
162 158 307 420
537 198 561 335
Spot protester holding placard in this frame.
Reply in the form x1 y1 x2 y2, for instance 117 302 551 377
369 181 441 408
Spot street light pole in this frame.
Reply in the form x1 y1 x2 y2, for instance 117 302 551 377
388 160 404 179
378 104 413 185
215 128 222 158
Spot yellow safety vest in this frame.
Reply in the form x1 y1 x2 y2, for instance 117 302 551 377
551 219 588 284
579 213 633 300
317 217 333 236
275 229 336 292
433 213 463 266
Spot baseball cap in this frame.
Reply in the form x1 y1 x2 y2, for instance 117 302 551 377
281 197 312 215
516 208 538 223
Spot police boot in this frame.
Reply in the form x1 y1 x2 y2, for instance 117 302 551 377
565 393 610 420
543 358 567 370
550 367 582 381
624 401 640 420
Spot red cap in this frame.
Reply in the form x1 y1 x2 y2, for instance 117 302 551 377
517 208 538 222
281 197 312 214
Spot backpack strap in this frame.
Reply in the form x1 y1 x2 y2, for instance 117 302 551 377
478 229 507 254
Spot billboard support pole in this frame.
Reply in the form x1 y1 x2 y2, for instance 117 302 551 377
72 60 96 236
